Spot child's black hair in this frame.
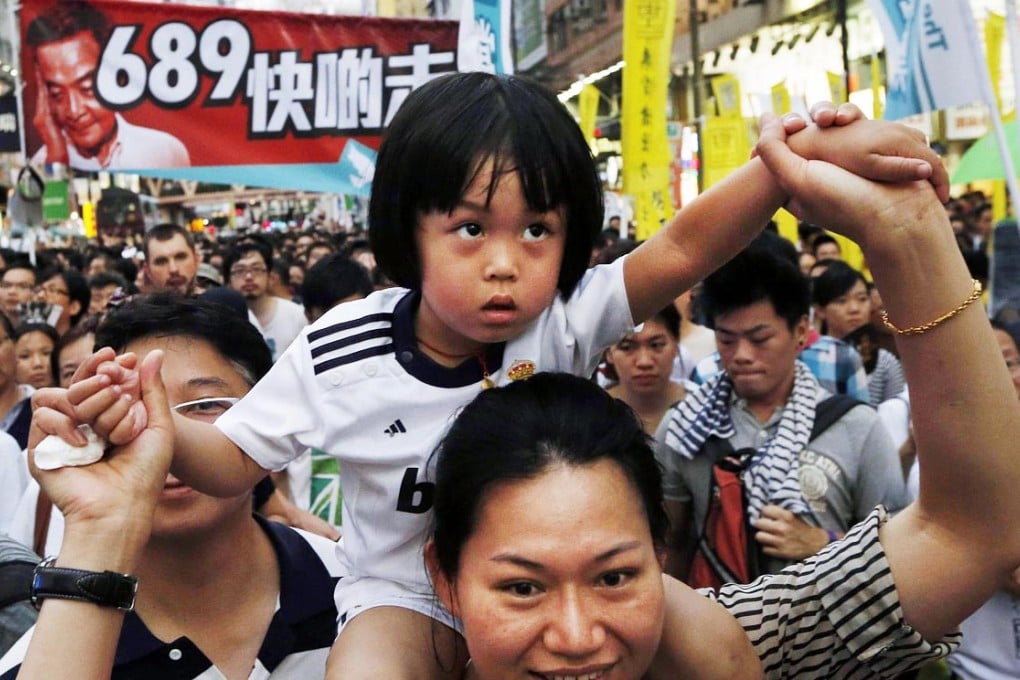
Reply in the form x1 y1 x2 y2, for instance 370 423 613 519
369 72 603 299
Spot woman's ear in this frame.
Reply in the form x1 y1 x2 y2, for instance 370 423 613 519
425 541 459 617
67 299 81 319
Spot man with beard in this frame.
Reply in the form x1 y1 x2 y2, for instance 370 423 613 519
142 224 200 297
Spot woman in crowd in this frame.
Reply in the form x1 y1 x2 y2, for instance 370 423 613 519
13 323 59 391
812 260 905 405
603 304 687 435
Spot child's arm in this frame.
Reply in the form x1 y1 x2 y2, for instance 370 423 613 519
67 348 268 498
623 107 944 324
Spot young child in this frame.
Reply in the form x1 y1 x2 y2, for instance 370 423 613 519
65 72 946 679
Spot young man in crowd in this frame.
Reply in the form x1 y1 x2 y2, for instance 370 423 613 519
656 246 907 582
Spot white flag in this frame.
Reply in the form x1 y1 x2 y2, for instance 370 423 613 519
866 0 989 119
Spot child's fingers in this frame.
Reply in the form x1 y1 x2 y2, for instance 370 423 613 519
113 352 138 371
808 101 837 127
66 372 113 407
73 388 134 441
832 102 866 125
105 399 146 446
70 347 117 386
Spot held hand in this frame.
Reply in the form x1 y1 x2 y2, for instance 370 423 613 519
752 504 829 561
33 73 68 164
781 106 949 203
754 112 946 248
67 348 147 446
29 351 172 530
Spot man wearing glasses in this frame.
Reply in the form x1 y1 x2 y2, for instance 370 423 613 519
0 295 341 679
224 241 306 362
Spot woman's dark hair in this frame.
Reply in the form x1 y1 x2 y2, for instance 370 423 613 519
95 293 272 386
429 372 668 579
369 72 603 299
811 260 867 307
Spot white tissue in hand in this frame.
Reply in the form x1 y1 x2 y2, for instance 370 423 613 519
34 426 107 470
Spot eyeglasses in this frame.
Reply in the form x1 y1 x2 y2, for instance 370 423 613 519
0 281 33 291
229 266 267 279
171 397 240 421
37 285 69 298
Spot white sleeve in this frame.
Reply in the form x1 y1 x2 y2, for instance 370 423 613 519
215 332 324 471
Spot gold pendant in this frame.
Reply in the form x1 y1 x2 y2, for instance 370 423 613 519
481 375 495 389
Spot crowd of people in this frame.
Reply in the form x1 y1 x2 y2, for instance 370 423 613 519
0 70 1015 680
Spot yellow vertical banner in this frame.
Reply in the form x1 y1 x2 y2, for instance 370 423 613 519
622 0 675 240
701 116 751 189
771 81 791 115
578 84 600 146
870 55 883 120
826 71 847 104
711 74 742 118
986 13 1005 113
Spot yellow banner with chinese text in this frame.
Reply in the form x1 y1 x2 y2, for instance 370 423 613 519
622 0 675 238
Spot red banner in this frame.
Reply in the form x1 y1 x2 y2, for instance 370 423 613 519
21 0 458 172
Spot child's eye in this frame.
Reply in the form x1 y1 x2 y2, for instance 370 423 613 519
457 223 483 239
523 223 549 241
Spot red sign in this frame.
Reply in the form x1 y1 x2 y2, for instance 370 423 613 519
21 0 458 171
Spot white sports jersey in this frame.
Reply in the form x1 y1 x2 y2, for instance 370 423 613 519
216 258 632 595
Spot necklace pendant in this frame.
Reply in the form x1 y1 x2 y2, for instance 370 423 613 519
481 375 495 390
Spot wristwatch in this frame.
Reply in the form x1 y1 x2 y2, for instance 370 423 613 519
31 557 138 611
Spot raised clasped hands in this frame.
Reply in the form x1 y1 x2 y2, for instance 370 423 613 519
28 349 169 532
757 108 946 248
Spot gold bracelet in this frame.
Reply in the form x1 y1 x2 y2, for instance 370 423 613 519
880 279 983 336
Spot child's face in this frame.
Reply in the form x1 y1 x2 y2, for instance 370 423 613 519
415 160 566 354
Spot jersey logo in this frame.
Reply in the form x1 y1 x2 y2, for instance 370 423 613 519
384 419 407 437
507 359 536 381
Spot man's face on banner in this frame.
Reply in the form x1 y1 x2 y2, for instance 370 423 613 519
35 30 117 158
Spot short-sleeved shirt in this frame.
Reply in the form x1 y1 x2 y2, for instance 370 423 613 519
215 259 633 595
0 517 341 679
706 506 959 678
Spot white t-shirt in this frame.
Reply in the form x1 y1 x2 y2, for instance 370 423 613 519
0 432 27 536
249 297 307 361
215 259 633 595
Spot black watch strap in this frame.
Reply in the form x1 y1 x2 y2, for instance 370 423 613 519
31 557 138 611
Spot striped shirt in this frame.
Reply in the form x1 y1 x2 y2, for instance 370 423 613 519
703 507 959 678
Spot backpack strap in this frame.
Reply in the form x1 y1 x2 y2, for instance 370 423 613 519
810 394 867 441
